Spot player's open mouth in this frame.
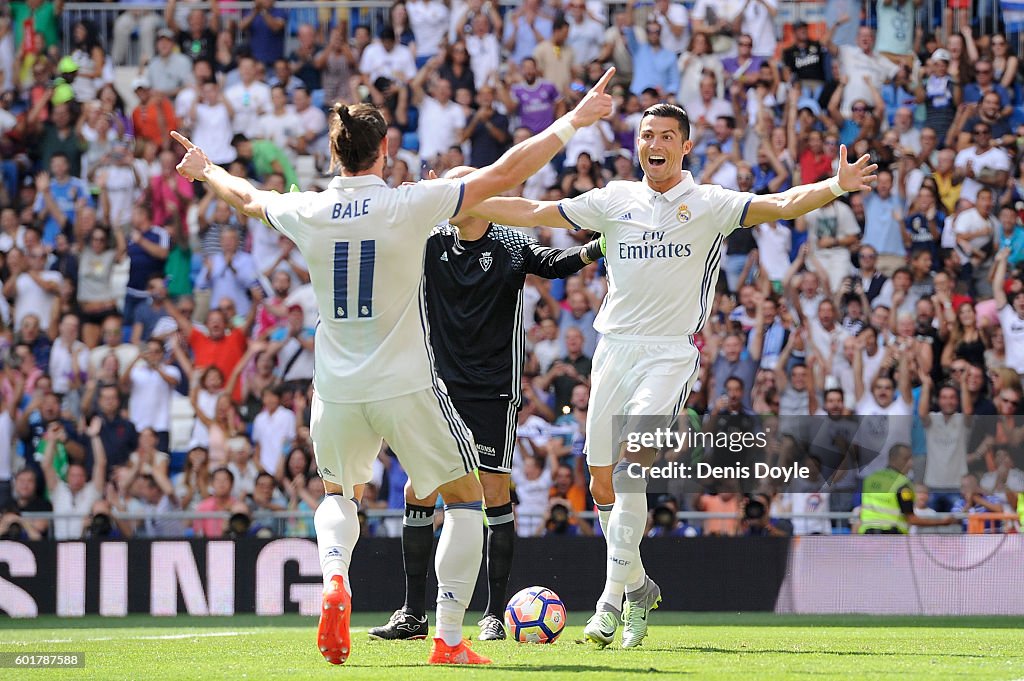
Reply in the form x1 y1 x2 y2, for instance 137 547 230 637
648 155 667 167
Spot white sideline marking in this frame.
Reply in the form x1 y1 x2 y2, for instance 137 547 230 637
11 628 368 645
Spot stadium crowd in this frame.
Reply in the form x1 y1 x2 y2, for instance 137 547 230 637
0 0 1023 542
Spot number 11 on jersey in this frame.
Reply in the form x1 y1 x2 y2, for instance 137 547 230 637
333 240 376 319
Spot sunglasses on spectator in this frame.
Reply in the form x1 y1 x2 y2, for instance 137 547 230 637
737 174 754 181
852 106 868 112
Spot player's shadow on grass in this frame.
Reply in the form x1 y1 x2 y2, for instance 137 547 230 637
663 646 990 659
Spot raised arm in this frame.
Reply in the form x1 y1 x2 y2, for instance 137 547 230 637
917 370 932 427
993 248 1010 308
457 68 615 215
742 146 877 226
86 417 107 494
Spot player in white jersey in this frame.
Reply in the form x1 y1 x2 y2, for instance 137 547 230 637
468 103 877 648
170 68 615 666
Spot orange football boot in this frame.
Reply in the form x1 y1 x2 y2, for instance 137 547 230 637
317 575 351 665
428 637 492 665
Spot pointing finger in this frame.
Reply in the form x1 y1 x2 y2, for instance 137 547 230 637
170 130 195 150
592 67 616 95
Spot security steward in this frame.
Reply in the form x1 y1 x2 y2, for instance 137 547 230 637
859 445 959 533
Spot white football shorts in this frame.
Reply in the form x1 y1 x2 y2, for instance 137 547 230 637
311 386 478 498
584 335 701 467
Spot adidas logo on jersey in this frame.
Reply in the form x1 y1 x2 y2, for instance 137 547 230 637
618 212 632 221
440 251 449 261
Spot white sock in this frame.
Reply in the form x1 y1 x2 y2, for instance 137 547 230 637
314 494 360 593
597 492 647 613
435 503 484 646
599 503 647 590
597 503 614 537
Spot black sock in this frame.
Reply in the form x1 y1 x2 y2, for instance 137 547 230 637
401 503 435 619
484 503 516 619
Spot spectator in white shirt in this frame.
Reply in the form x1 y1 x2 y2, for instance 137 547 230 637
410 53 466 163
49 313 89 399
918 373 971 511
225 57 272 136
226 436 260 498
358 27 417 85
255 85 304 155
41 418 106 541
4 245 62 333
191 79 238 165
465 13 501 89
120 339 182 453
829 26 899 116
565 0 607 65
290 87 327 157
251 385 297 478
407 0 450 65
954 123 1010 205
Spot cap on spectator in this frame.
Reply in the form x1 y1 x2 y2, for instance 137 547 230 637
931 48 952 62
797 98 822 117
157 28 176 41
793 20 808 29
287 304 304 315
57 56 78 74
615 148 633 161
132 76 152 91
51 80 75 105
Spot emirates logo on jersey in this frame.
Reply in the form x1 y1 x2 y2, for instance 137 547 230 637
677 204 692 223
479 252 493 271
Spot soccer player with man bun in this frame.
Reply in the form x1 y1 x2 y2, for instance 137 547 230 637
171 68 615 666
369 165 604 643
467 103 878 648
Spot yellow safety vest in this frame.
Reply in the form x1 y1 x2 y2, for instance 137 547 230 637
859 467 913 534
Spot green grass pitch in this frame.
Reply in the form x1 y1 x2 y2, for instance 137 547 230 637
3 613 1023 680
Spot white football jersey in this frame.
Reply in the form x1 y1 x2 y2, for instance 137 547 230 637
558 173 753 338
265 175 465 402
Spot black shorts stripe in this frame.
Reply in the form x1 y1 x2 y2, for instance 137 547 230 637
417 275 477 473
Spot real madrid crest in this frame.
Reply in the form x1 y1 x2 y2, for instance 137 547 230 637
677 204 692 223
479 252 493 271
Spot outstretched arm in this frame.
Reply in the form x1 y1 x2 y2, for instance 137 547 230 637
457 68 615 214
742 145 877 226
522 239 604 279
469 196 575 230
172 131 279 222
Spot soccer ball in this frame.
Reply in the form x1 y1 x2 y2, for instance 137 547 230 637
504 586 566 643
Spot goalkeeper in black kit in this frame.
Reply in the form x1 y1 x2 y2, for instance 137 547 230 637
369 166 604 641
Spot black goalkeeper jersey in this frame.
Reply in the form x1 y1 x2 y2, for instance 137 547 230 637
423 223 594 403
